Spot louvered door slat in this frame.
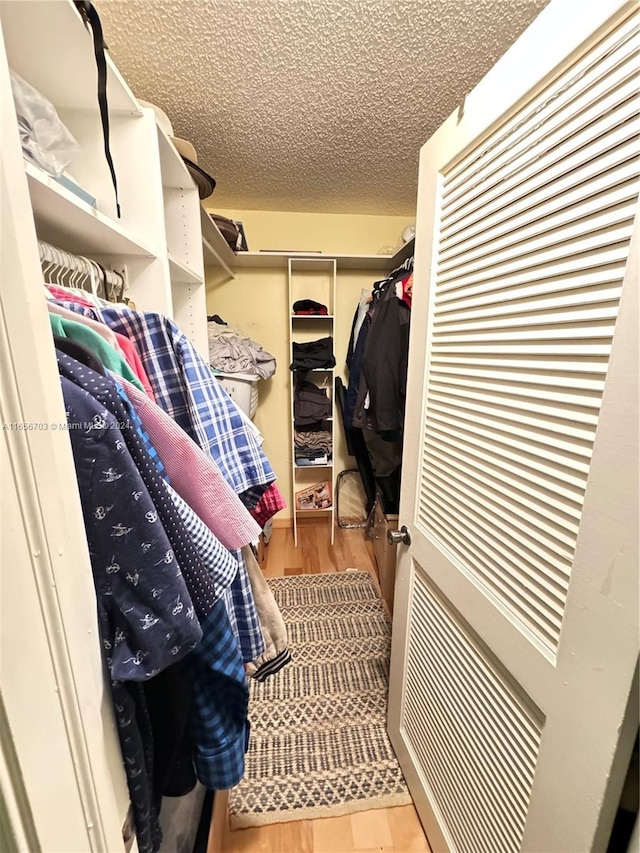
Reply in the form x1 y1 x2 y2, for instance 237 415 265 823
425 614 542 769
417 6 639 655
442 110 639 239
444 16 639 195
430 373 604 412
416 649 532 832
427 399 594 462
427 409 589 487
437 202 636 283
437 265 626 312
421 463 578 567
421 448 581 547
407 663 526 851
428 390 598 439
426 401 592 475
421 481 571 618
437 224 632 293
438 180 638 272
427 407 591 475
420 480 570 613
421 479 572 609
403 576 543 852
421 510 561 647
431 364 605 395
436 246 630 305
420 460 575 580
425 418 589 502
441 130 638 247
435 282 623 324
443 52 639 218
440 155 639 261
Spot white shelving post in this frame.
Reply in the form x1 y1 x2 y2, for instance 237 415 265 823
288 258 337 547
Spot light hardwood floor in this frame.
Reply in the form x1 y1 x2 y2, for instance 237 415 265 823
214 521 432 853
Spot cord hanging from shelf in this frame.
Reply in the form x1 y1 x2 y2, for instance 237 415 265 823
38 239 126 303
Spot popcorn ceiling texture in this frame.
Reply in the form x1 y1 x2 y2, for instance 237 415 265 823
97 0 548 215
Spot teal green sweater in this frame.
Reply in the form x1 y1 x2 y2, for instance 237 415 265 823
49 313 145 393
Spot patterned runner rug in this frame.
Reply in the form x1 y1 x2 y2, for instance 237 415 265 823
228 571 412 829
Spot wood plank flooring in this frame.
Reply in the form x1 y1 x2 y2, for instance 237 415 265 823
215 521 432 853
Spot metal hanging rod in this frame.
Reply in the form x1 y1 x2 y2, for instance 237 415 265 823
38 240 126 302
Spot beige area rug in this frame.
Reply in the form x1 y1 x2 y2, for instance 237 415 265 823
228 571 412 829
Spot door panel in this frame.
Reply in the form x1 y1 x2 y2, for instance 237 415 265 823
388 1 639 850
403 570 543 852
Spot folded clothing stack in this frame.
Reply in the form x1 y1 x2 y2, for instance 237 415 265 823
292 299 328 315
293 377 331 428
294 428 332 466
289 337 335 371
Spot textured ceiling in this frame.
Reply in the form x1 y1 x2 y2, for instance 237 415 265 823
97 0 548 215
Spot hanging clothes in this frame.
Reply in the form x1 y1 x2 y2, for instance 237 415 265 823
49 311 145 392
118 376 260 550
53 299 276 502
342 259 413 515
60 374 203 679
352 277 411 437
46 291 292 853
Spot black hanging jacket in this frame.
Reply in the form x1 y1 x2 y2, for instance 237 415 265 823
352 281 411 436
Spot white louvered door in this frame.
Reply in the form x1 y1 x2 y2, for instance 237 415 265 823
387 2 639 851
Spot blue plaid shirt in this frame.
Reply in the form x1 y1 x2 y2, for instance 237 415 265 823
56 301 274 500
185 599 250 790
222 550 265 664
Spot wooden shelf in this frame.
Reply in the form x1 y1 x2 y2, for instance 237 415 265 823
25 162 156 257
168 253 204 284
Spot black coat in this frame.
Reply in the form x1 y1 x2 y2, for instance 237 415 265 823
352 281 411 435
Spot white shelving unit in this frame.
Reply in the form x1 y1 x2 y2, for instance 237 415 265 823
201 205 415 277
288 258 337 547
0 4 223 849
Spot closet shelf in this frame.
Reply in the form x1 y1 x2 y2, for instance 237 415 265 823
290 314 334 320
294 463 333 470
157 125 194 191
200 207 236 275
168 253 204 284
235 252 396 271
1 0 139 114
199 219 414 277
25 162 156 258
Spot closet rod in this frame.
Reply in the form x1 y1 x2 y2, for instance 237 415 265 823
38 239 126 294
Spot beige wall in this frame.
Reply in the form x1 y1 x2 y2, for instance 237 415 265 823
205 209 412 519
208 208 412 255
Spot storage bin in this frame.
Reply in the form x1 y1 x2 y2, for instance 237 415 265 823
215 371 260 418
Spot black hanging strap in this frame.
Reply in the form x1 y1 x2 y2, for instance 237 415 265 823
75 0 121 218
